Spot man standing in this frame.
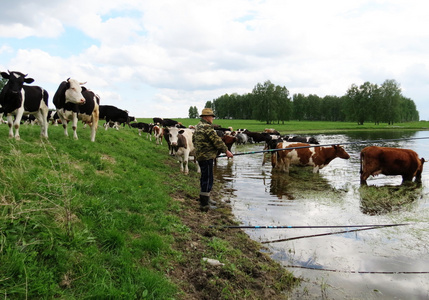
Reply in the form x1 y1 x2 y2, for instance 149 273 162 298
193 108 233 212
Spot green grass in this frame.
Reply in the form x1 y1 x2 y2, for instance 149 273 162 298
0 125 183 299
141 118 429 134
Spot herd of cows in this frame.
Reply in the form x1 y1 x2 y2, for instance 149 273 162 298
0 70 425 185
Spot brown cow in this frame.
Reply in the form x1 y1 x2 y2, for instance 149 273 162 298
360 146 425 185
273 142 350 173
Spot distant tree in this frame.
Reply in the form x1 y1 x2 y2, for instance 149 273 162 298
252 80 277 124
188 106 198 118
292 93 307 121
345 83 372 125
380 79 401 125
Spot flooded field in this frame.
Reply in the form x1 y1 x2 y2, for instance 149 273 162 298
215 130 429 299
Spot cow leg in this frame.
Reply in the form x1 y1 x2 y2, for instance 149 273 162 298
183 151 190 175
36 109 49 139
90 109 99 142
72 113 79 140
360 172 369 185
7 115 15 138
283 158 290 173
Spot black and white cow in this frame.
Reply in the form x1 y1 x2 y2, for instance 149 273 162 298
0 70 49 139
130 122 154 139
53 78 100 142
99 105 131 130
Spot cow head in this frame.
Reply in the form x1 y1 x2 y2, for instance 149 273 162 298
333 145 350 159
168 127 186 146
64 78 86 105
1 70 34 94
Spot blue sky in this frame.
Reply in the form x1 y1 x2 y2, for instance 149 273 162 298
1 0 429 120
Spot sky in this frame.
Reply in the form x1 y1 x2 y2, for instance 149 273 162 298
1 0 429 120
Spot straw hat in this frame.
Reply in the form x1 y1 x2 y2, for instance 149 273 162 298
200 108 216 117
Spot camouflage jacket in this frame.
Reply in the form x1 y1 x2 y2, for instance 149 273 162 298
193 118 228 161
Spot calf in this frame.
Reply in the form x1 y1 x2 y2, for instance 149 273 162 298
53 78 100 142
360 146 425 185
0 70 49 139
167 127 200 174
153 124 164 145
274 142 350 173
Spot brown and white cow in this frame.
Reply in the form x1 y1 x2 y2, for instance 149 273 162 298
153 124 163 145
167 127 200 174
273 142 350 173
360 146 425 185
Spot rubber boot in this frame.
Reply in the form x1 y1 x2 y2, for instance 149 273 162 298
199 195 217 212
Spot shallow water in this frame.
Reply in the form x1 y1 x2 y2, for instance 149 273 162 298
215 130 429 299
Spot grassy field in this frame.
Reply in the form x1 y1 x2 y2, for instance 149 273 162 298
0 121 298 299
140 118 429 134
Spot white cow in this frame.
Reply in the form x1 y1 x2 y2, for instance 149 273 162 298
167 127 200 175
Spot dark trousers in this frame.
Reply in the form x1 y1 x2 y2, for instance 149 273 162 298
198 159 214 196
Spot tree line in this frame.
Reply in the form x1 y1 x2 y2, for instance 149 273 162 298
189 79 420 124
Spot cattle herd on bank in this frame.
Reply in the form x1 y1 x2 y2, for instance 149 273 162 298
0 70 425 185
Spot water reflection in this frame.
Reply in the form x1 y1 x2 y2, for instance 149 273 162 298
216 130 429 299
269 171 334 200
359 184 423 215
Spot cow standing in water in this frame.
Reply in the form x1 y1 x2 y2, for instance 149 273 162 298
360 146 425 185
0 70 49 139
53 79 100 142
273 142 350 173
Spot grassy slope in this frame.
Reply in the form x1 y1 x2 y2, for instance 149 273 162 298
0 122 298 299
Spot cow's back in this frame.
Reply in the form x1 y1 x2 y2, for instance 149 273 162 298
22 86 48 112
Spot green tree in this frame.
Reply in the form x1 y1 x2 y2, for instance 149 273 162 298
252 80 277 124
292 93 307 121
345 83 371 125
273 85 291 124
380 79 401 125
188 106 198 118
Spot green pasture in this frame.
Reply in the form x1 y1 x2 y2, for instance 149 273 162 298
140 118 429 134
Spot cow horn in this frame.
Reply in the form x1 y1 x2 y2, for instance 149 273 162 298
80 81 87 85
66 78 70 82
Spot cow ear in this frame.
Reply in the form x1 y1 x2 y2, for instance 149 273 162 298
81 86 87 92
1 72 10 79
178 130 184 134
24 77 35 84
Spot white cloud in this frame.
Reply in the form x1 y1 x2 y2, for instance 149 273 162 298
1 0 429 119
